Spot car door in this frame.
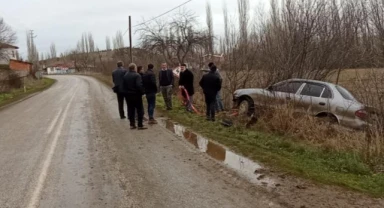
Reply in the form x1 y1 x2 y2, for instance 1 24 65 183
296 82 332 115
268 81 304 108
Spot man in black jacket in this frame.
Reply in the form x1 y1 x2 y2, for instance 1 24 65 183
159 63 174 110
122 63 147 130
142 64 158 124
112 61 127 119
199 65 222 121
179 63 194 112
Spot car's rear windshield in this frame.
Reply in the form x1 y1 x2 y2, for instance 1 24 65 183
335 86 355 101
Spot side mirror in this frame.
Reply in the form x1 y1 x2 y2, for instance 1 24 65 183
267 86 273 91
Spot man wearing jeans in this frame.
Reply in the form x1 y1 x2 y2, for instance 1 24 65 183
142 64 158 124
159 63 174 110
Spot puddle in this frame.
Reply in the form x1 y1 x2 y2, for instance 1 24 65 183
159 118 277 188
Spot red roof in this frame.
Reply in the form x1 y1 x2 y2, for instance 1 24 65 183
0 43 19 49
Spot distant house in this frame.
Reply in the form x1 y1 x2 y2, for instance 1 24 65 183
0 44 33 77
46 64 75 75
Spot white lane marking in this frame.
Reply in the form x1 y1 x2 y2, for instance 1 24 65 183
27 89 78 208
45 109 63 135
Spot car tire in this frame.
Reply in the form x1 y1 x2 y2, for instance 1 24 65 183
317 114 338 124
238 98 254 117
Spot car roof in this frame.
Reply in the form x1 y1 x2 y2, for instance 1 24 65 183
285 78 336 87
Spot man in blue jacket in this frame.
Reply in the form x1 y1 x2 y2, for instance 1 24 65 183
112 61 127 119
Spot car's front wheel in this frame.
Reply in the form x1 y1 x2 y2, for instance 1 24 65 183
238 98 254 117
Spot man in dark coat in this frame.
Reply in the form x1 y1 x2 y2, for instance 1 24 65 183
122 63 147 130
199 65 222 121
112 61 127 119
136 65 147 120
159 63 174 110
178 63 194 112
208 62 224 112
142 64 158 124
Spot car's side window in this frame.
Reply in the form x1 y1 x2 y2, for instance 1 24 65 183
272 82 302 94
300 83 324 97
321 87 332 98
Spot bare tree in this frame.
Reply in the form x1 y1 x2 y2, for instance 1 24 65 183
40 52 44 61
50 42 57 58
88 33 95 53
237 0 250 45
106 36 111 50
26 31 39 71
222 1 230 53
206 1 214 55
138 8 210 66
0 18 16 62
114 31 124 49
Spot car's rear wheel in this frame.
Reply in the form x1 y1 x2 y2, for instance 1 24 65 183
317 113 338 124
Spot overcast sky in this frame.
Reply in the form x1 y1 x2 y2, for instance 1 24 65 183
0 0 268 59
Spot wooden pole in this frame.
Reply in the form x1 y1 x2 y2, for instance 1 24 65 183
129 16 133 63
335 68 342 85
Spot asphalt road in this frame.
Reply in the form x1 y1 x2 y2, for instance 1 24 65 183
0 75 280 208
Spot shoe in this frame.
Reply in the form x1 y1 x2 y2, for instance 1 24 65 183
130 126 137 129
211 118 216 122
121 116 126 119
166 108 172 111
138 126 148 130
206 117 211 121
148 119 158 125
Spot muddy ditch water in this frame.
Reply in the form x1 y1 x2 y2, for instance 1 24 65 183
158 118 278 189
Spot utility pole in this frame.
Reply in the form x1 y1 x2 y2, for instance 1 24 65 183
129 16 133 63
28 30 38 74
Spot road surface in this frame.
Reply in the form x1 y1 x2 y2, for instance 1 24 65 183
0 76 280 208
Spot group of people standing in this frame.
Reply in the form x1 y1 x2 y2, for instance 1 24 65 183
112 61 223 130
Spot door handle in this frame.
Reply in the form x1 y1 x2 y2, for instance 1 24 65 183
319 102 326 106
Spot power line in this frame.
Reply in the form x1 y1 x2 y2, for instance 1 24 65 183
122 0 193 36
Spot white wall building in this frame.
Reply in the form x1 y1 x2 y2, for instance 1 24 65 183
0 44 18 65
47 65 75 75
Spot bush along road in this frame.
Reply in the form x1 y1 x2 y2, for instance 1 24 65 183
0 77 56 109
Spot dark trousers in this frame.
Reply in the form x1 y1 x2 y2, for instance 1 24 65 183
117 93 126 118
205 93 217 120
160 85 173 109
126 94 144 127
146 93 156 119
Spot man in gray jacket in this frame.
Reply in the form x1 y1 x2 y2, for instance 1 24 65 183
112 61 127 119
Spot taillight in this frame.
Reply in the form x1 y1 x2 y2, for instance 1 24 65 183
355 109 368 119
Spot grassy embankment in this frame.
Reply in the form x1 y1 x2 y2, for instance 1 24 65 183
156 95 384 197
0 78 56 108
